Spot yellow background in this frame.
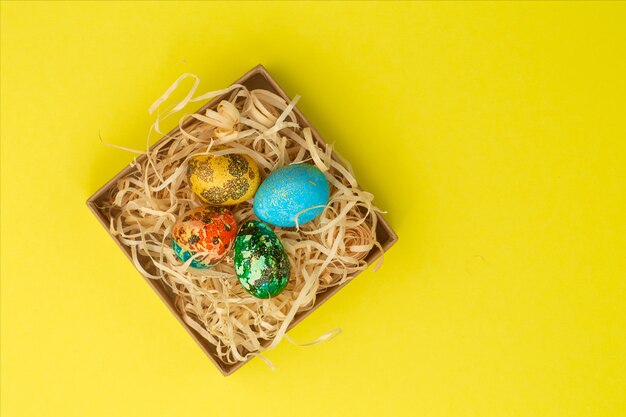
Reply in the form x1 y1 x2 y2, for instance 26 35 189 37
2 2 625 416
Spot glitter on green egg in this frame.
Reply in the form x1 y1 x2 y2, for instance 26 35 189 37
233 220 290 299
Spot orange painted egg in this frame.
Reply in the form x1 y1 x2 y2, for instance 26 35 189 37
171 206 237 268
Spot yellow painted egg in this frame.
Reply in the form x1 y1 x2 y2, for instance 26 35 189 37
187 154 261 205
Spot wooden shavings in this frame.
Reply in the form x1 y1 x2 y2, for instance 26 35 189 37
103 83 382 365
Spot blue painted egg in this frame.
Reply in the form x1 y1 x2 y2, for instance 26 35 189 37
253 164 330 227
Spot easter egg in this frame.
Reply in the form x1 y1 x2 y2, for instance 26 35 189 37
253 164 330 227
233 220 290 298
171 206 237 268
187 154 260 206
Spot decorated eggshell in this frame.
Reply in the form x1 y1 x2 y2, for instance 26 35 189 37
188 154 260 206
253 164 330 227
171 206 237 268
233 220 290 299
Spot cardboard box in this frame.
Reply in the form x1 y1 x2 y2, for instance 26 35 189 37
86 65 398 375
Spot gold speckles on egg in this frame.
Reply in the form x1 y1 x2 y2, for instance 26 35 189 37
188 154 261 206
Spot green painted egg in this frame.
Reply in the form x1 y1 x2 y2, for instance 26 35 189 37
233 220 290 299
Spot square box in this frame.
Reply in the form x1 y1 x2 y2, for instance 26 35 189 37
87 65 398 375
